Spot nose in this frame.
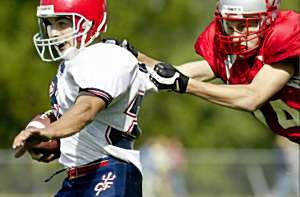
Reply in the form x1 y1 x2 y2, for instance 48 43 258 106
231 30 242 42
47 25 61 38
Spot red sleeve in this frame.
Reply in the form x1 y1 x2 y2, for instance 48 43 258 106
194 20 219 74
262 11 300 64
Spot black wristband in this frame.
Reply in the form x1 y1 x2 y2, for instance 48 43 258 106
175 74 189 93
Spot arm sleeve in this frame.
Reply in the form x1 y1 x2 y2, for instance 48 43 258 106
70 48 138 107
194 21 219 75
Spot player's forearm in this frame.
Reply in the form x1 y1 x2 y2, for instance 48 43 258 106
177 60 215 81
41 95 106 139
187 79 259 111
40 103 97 139
137 52 161 68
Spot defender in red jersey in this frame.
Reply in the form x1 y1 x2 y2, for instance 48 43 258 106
142 0 300 143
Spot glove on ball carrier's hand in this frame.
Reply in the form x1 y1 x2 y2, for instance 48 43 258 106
149 63 189 93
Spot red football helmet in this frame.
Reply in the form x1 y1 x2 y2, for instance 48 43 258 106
33 0 107 62
215 0 280 57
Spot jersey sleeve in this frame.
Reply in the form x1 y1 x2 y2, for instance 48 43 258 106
262 11 300 65
138 63 158 93
69 44 138 106
194 20 219 74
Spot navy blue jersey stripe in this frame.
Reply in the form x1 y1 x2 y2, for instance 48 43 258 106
79 88 113 107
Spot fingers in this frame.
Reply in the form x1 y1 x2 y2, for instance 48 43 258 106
28 150 43 161
149 75 159 87
13 131 33 158
121 39 128 47
14 146 27 158
12 129 33 150
29 150 55 163
41 154 55 163
12 128 46 159
154 64 164 71
148 70 161 85
102 38 138 57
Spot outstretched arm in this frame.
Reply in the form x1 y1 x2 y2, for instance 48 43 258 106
150 60 295 111
177 60 215 81
186 62 295 111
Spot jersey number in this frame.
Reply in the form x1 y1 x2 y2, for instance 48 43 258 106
254 100 299 129
270 100 299 129
124 91 145 138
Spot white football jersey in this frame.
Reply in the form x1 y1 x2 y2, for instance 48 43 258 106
49 43 156 172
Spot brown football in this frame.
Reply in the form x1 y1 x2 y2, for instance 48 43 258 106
26 113 56 129
26 113 60 159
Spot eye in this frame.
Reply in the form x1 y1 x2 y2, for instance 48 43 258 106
226 25 234 32
55 18 72 29
236 23 246 32
245 20 260 33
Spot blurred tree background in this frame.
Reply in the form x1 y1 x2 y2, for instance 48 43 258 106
0 0 299 149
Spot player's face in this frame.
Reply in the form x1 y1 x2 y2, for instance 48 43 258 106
222 16 260 51
46 17 74 52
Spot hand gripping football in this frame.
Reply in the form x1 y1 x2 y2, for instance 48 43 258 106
25 112 60 162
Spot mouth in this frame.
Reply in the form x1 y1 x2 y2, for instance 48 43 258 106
56 42 67 51
240 44 248 50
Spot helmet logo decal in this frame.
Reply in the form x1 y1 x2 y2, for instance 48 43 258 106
222 5 244 15
37 5 55 16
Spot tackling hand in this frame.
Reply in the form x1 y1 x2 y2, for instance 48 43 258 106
102 38 138 57
149 63 189 93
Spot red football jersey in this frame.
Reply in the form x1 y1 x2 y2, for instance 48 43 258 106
194 11 300 143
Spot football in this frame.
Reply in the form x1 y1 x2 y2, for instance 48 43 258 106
25 112 60 161
25 112 56 129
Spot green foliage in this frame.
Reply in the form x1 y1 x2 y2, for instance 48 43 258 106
0 0 298 148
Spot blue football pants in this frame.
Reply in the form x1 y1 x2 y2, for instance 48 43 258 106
55 157 142 197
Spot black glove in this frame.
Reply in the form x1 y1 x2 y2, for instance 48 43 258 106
102 38 138 57
149 63 189 93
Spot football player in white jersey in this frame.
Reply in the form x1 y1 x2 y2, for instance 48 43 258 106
12 0 156 196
